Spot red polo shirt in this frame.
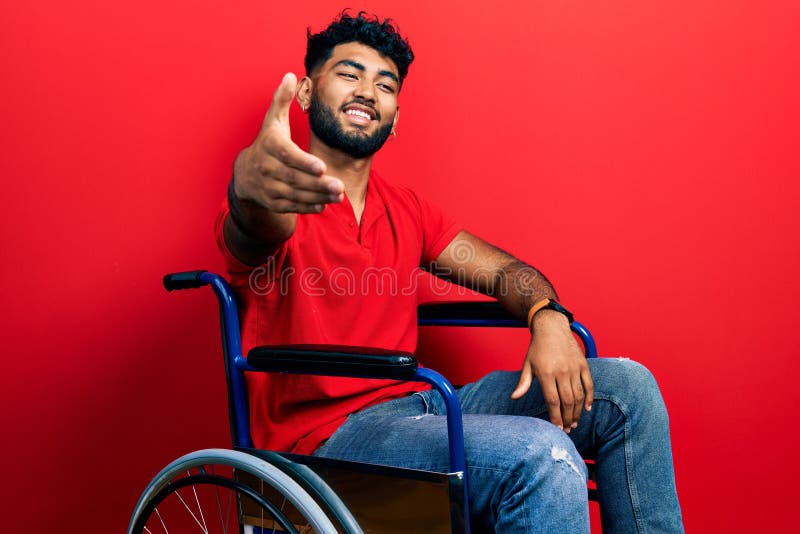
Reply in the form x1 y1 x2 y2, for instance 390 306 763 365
215 170 461 454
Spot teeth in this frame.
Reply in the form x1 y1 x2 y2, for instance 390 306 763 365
346 109 372 120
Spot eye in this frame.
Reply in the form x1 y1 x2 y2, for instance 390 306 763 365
377 83 396 94
339 72 358 80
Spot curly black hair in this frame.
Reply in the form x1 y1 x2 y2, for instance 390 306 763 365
305 10 414 86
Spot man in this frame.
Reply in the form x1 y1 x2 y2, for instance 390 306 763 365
217 11 683 533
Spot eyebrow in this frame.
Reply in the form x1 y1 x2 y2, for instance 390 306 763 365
334 59 399 84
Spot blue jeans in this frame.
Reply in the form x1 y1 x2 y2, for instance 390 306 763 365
314 358 683 533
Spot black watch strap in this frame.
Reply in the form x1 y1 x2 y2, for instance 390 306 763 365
542 299 574 324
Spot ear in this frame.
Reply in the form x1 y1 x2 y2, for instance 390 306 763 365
296 76 313 112
391 106 400 133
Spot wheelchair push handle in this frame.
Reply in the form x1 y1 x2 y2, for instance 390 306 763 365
163 270 209 291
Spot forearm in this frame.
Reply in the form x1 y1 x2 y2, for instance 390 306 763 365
224 153 296 265
435 231 560 320
229 172 296 242
491 257 559 321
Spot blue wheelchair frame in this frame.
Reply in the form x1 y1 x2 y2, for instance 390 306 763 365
164 270 598 533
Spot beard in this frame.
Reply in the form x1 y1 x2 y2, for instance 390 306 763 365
308 93 394 159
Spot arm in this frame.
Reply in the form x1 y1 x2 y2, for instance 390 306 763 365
224 73 344 266
433 230 594 432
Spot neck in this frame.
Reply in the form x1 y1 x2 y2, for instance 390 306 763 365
309 134 372 206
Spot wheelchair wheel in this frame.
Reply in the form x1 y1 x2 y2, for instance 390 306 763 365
129 448 342 534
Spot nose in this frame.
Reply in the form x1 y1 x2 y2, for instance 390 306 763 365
353 78 376 103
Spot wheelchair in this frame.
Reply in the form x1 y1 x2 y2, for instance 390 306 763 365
129 270 600 533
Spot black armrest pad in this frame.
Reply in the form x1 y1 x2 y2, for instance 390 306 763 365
247 344 418 379
418 301 525 325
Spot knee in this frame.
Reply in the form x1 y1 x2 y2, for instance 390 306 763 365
593 358 669 424
514 421 589 487
467 419 589 530
471 418 587 481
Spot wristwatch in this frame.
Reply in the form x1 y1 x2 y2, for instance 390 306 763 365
540 299 574 324
527 298 574 330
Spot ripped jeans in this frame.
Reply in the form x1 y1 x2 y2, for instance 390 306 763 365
314 358 684 533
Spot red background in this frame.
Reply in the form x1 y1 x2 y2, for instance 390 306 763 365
1 1 798 531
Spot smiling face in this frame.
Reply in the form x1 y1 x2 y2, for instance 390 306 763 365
299 42 400 159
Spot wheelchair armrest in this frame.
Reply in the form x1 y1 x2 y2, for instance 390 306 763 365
418 301 525 327
247 344 418 379
247 344 468 496
418 300 598 358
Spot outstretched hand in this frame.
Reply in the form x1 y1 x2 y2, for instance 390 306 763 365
511 311 594 432
233 72 344 213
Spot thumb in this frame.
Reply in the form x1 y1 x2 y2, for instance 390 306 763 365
263 72 298 128
511 364 533 400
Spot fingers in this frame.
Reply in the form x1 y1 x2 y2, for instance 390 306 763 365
555 378 575 432
581 365 594 412
260 132 328 178
510 363 533 400
262 157 343 205
569 374 585 430
269 179 344 206
517 360 589 432
555 363 594 431
515 325 594 433
512 364 573 432
268 200 326 214
540 378 564 431
266 156 342 194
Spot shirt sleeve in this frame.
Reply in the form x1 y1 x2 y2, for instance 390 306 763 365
214 199 256 274
214 198 290 275
412 191 463 266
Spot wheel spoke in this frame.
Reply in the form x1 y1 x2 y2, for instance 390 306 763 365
225 484 233 533
154 507 168 533
175 488 209 533
271 496 287 534
212 466 227 534
188 470 209 532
